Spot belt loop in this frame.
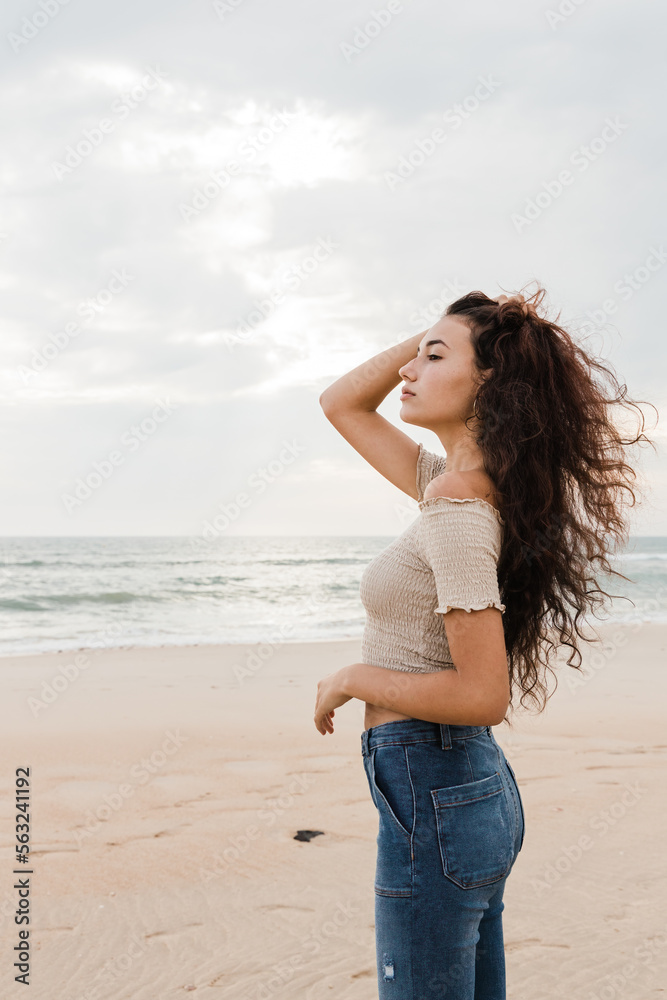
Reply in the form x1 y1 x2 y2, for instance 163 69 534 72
439 723 452 750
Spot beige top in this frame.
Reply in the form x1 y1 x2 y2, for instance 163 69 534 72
359 443 506 673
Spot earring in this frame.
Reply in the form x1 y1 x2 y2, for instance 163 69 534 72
473 395 482 420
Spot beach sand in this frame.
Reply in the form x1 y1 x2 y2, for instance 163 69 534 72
1 622 666 999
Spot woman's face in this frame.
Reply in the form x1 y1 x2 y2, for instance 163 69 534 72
397 315 483 431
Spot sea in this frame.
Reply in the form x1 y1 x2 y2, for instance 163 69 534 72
0 535 666 658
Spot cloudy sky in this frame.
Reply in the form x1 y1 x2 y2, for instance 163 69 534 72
1 0 665 537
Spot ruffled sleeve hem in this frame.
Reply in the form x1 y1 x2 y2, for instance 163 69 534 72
435 600 506 615
419 495 505 525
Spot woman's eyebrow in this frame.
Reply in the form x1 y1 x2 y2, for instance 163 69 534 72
417 339 449 353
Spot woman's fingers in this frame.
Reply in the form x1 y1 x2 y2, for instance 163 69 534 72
314 712 334 735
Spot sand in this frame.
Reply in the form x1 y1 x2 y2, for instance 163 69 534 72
1 622 666 999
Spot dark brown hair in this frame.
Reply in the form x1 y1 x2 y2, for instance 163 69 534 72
445 282 658 720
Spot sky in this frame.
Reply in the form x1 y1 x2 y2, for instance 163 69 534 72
1 0 666 537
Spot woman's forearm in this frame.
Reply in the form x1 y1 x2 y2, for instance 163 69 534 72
341 662 507 727
319 329 427 413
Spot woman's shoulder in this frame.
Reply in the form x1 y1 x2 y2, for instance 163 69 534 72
421 467 503 523
416 443 448 501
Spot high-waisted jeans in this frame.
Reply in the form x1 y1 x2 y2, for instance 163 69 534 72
361 719 525 999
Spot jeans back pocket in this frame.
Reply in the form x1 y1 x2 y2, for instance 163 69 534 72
431 771 515 888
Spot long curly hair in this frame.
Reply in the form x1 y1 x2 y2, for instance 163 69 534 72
444 282 658 720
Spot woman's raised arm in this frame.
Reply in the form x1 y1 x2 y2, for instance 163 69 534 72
319 329 429 500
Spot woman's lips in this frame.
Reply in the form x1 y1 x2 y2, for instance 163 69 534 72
400 390 415 399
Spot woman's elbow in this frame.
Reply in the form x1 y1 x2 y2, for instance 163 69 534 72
461 675 510 727
464 698 508 728
485 698 510 727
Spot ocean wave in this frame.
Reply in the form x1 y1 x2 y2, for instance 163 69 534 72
0 592 164 610
615 552 667 562
258 557 368 566
0 598 48 611
0 560 49 568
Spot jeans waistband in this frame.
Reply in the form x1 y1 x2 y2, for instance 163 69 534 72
361 719 491 756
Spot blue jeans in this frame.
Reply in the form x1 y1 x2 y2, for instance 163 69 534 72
361 719 525 999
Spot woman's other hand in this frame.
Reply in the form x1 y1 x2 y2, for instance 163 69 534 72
314 668 352 735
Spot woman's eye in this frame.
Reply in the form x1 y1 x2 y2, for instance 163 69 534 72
427 354 441 360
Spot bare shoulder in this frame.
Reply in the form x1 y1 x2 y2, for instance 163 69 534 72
423 469 501 511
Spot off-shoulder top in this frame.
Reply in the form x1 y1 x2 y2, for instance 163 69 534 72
359 443 506 673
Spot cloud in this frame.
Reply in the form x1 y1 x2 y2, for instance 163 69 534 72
0 0 664 533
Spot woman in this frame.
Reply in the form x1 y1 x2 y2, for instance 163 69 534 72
313 285 654 999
